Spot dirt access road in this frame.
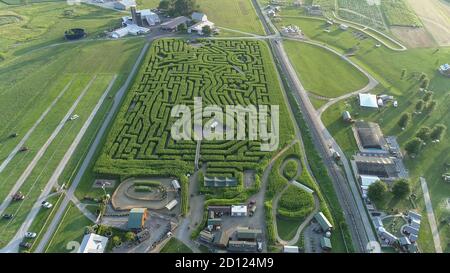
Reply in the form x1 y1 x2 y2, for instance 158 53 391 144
406 0 450 46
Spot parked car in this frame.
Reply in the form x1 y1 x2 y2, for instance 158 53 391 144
41 201 53 209
12 192 25 201
257 242 263 252
69 114 79 121
2 214 14 219
25 232 37 239
19 242 31 249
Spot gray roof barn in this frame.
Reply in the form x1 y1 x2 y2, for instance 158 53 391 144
355 121 387 150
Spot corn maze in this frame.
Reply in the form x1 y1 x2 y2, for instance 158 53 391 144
96 39 293 180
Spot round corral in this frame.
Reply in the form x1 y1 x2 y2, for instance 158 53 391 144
111 177 179 211
64 28 86 40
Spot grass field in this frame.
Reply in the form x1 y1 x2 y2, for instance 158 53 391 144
337 0 386 30
276 215 303 241
283 40 369 98
197 0 266 35
0 3 123 58
381 0 422 27
45 202 92 253
160 238 193 253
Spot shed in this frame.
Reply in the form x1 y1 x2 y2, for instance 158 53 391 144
171 179 181 190
355 121 386 150
403 225 419 236
399 236 411 246
359 93 378 108
231 205 247 217
408 211 422 222
200 230 214 243
165 199 178 211
213 230 229 248
160 16 190 31
236 227 262 240
342 111 352 121
127 208 148 230
283 245 299 253
320 236 332 250
314 212 333 232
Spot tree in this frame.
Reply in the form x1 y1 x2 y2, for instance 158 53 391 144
426 100 437 113
430 124 447 141
420 78 429 89
367 181 388 203
177 23 187 32
112 236 122 247
415 99 425 112
159 0 171 10
173 0 197 16
398 112 411 129
404 137 423 156
392 179 410 199
201 25 212 36
418 72 427 82
416 126 431 142
125 232 136 242
423 91 433 102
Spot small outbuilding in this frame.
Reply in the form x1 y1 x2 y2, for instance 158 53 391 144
342 111 352 122
231 205 247 217
283 245 299 253
114 0 136 10
160 16 190 32
359 93 378 108
191 12 208 22
165 199 178 211
314 212 333 232
320 236 332 250
78 233 108 253
127 208 148 230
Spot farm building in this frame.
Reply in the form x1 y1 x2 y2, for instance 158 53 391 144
191 12 208 22
208 205 231 216
227 240 257 252
354 121 387 150
283 245 299 253
114 0 136 10
438 63 450 77
200 230 214 243
139 9 161 26
204 176 237 187
320 236 332 250
314 212 333 232
373 217 383 230
127 208 148 230
342 111 352 122
231 205 247 217
171 179 181 190
213 230 230 248
359 93 378 108
305 5 322 16
236 227 262 240
339 24 349 30
188 20 215 35
207 218 222 228
360 175 381 198
409 233 418 243
78 233 108 253
110 24 150 39
354 155 398 178
408 211 422 222
160 16 190 31
165 199 178 211
399 236 411 247
378 227 398 245
403 225 419 236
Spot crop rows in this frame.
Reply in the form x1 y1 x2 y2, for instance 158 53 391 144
337 0 386 30
97 39 277 179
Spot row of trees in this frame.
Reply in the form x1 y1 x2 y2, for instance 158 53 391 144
367 179 411 203
404 124 446 156
159 0 198 16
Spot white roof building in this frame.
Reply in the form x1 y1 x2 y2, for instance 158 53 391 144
140 9 161 26
231 205 247 216
192 12 208 22
114 0 136 10
360 175 380 187
283 245 299 253
172 179 181 190
165 199 178 211
359 93 379 108
188 20 215 35
110 24 150 38
78 233 108 253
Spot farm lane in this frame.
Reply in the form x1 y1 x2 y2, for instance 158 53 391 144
420 177 442 253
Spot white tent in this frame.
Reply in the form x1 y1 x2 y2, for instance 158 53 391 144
359 93 379 108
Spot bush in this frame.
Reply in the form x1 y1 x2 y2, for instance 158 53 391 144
125 232 136 242
404 137 423 155
283 160 298 180
398 113 411 128
278 185 314 213
430 124 446 141
112 236 122 247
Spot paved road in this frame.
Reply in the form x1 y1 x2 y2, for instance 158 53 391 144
0 80 73 173
420 177 442 253
251 0 376 252
0 77 96 217
33 43 150 253
0 75 117 253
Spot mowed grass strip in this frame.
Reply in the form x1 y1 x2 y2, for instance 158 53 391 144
197 0 266 35
283 40 369 98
